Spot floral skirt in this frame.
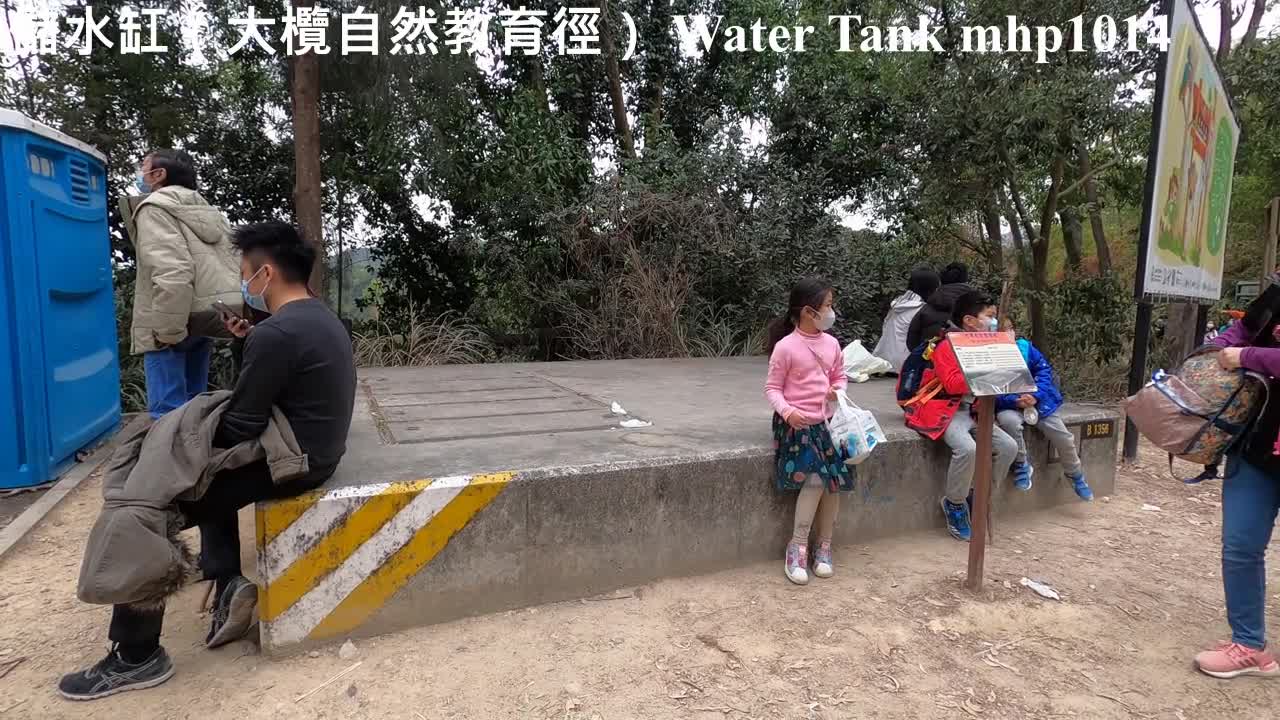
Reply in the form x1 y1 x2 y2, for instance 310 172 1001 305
772 413 855 493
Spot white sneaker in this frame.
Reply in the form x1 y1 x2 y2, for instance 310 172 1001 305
784 542 809 585
812 541 834 578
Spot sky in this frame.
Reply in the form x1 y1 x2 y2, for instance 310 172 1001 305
1 1 1277 234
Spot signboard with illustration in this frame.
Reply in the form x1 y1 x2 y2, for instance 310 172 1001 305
1141 0 1240 302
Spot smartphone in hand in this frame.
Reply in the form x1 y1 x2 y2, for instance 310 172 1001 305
213 300 245 323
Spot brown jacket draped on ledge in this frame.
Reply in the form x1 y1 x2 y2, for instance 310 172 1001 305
77 391 309 609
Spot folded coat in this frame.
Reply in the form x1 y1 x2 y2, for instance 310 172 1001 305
77 391 309 608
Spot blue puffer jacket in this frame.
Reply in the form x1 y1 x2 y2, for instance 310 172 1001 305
996 338 1063 418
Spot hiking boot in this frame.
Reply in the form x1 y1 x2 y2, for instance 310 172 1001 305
1069 472 1094 502
1194 642 1280 679
941 498 971 542
1013 461 1034 491
206 576 258 649
784 542 809 585
812 541 834 579
58 646 174 701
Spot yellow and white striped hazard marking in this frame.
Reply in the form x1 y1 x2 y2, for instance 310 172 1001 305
255 472 513 647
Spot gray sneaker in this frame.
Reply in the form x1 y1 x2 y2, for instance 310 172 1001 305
58 646 174 701
206 576 258 649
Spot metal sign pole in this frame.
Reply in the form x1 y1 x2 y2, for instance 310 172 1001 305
1123 0 1172 463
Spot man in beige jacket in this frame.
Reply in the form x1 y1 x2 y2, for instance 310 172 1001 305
131 149 241 418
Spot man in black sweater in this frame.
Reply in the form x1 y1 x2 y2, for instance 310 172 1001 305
60 222 355 701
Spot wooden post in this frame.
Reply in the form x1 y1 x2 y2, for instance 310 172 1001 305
966 396 996 591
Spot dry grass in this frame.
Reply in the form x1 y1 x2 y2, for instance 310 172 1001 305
553 228 765 360
684 307 766 358
352 309 495 367
553 241 692 360
119 364 148 413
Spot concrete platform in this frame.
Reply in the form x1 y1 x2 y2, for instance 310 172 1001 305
255 358 1120 653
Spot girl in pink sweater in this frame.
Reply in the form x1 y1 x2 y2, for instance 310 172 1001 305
764 278 853 585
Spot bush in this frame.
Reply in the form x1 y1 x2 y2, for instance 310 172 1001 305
1037 273 1136 401
503 124 928 361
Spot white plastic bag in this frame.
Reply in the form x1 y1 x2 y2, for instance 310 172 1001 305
826 391 887 465
842 340 893 382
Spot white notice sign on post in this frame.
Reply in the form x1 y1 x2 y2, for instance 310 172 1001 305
948 332 1037 397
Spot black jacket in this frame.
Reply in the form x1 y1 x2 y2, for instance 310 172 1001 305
906 283 974 351
1232 280 1280 475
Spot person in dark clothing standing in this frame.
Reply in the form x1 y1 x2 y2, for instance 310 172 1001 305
906 262 976 351
59 222 356 701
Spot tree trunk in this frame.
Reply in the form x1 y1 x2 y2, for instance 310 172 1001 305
997 188 1031 285
291 0 326 298
1005 209 1026 255
1029 148 1068 349
529 58 551 114
638 0 672 146
1060 207 1084 272
1165 302 1201 367
1076 141 1113 274
1217 0 1234 65
599 0 636 161
1007 180 1039 251
1243 0 1268 46
997 185 1026 252
982 199 1004 270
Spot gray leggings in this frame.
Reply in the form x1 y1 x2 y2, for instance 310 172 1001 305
995 410 1083 476
942 405 1019 503
792 474 839 545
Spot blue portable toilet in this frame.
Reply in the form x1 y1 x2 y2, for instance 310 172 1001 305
0 110 120 489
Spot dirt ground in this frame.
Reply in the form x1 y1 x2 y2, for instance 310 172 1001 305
0 486 46 531
1 445 1278 720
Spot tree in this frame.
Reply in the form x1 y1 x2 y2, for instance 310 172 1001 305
290 0 326 298
1242 0 1276 47
1076 140 1114 274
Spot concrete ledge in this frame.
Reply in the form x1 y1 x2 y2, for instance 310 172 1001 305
254 359 1119 654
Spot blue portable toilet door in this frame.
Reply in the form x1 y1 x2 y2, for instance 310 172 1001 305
25 140 119 465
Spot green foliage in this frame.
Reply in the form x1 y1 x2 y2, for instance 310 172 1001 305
1040 274 1133 367
6 1 1279 405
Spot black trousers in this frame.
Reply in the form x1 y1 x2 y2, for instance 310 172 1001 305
108 462 323 646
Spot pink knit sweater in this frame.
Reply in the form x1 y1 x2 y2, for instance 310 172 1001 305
764 329 846 422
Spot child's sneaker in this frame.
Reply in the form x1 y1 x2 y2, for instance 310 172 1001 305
1194 642 1280 679
1069 472 1093 501
812 541 834 578
1013 461 1034 491
941 498 971 542
784 542 809 585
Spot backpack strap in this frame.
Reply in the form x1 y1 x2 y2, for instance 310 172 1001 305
900 377 943 408
802 340 835 378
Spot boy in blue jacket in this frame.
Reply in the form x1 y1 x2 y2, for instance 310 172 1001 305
994 325 1093 501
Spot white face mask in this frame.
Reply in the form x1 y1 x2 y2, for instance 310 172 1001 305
814 307 837 332
985 316 999 332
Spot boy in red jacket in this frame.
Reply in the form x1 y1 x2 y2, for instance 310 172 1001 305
902 292 1018 541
